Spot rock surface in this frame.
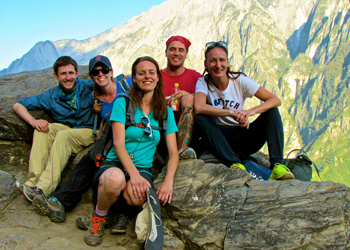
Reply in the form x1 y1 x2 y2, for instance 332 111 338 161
1 155 349 249
155 160 350 249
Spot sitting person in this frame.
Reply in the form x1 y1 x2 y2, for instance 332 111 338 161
161 36 202 160
31 55 131 235
84 56 179 246
13 56 96 201
194 41 294 180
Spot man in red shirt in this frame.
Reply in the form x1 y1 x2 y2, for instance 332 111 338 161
161 36 201 160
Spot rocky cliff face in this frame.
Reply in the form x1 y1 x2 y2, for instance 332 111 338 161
0 0 349 186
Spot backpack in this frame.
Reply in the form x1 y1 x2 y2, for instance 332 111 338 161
92 78 130 138
90 95 168 168
283 149 321 181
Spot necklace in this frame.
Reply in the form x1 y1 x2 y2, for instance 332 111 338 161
100 88 117 103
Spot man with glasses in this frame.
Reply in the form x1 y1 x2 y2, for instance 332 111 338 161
161 35 201 160
13 56 96 203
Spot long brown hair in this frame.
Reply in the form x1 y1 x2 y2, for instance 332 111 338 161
202 44 246 91
130 56 167 121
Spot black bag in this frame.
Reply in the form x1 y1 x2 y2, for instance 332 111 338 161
283 149 321 181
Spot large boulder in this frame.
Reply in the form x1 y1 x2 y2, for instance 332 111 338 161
155 160 350 249
1 156 350 249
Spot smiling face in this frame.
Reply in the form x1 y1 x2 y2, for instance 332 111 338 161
53 64 78 93
204 46 229 79
165 41 187 68
133 60 159 93
90 64 113 88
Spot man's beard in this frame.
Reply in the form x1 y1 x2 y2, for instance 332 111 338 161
59 82 76 94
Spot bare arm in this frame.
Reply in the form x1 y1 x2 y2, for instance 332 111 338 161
234 86 281 125
156 132 179 205
13 103 49 133
194 92 234 117
112 121 150 201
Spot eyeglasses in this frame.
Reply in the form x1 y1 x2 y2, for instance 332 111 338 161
141 116 152 137
205 41 228 51
90 67 111 76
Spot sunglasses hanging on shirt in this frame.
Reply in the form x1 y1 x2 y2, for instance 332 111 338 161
141 116 153 137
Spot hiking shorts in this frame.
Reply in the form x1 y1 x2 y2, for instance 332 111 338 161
93 163 154 189
93 163 154 217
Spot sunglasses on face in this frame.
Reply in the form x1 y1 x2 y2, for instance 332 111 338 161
141 116 152 137
90 67 111 76
205 41 228 51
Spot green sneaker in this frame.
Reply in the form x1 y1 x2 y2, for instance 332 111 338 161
230 163 246 171
270 163 295 180
84 214 106 246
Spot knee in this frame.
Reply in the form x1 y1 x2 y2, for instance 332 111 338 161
54 129 70 141
123 182 144 207
194 114 206 124
264 107 281 120
99 170 126 195
180 94 194 107
195 114 213 127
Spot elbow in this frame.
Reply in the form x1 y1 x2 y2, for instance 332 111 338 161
13 103 19 112
276 97 282 107
194 103 203 115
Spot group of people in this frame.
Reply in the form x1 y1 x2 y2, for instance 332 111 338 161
13 35 294 247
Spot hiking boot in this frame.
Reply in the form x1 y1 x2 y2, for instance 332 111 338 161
76 216 91 230
179 147 197 160
199 151 222 164
77 213 117 230
32 195 65 222
17 182 45 203
84 213 106 246
270 163 295 180
110 214 127 235
230 163 246 171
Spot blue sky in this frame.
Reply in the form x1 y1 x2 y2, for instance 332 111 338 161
0 0 166 70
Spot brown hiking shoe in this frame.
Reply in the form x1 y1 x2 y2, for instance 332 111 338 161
110 213 127 235
84 214 106 246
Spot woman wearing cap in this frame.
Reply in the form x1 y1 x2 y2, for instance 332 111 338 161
84 56 178 246
31 55 132 226
194 41 294 180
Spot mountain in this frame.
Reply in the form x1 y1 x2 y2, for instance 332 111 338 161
1 0 349 186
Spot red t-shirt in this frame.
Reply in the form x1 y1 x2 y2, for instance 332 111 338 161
161 68 202 97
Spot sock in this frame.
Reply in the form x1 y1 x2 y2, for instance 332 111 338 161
95 207 108 217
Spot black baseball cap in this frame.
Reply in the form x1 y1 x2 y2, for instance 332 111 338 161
89 55 112 71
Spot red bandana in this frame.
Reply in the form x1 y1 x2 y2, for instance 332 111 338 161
166 36 191 52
